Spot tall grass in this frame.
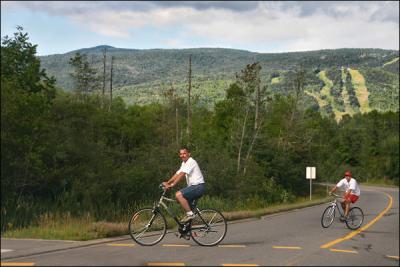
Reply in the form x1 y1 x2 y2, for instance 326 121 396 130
2 211 131 240
2 185 330 240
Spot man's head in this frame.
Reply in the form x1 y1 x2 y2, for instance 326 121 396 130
344 171 352 181
179 147 191 162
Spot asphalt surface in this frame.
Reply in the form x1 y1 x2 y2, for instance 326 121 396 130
1 185 399 266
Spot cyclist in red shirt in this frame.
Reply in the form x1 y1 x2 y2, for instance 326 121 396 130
329 171 361 220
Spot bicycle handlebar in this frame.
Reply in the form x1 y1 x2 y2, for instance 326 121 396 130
329 192 342 198
159 183 168 196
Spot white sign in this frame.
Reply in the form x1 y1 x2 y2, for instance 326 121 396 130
306 167 316 179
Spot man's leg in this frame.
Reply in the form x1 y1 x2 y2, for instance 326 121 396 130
174 191 192 239
344 200 350 217
341 201 346 212
176 191 191 212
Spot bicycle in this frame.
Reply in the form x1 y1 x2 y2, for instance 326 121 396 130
321 192 364 230
128 184 227 246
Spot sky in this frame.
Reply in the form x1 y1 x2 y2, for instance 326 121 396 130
1 1 399 56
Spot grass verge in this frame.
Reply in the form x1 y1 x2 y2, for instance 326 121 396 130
1 213 127 241
2 194 330 241
222 196 330 221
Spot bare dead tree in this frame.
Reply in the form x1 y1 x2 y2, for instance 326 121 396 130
109 55 114 111
102 47 107 108
164 83 180 146
237 106 249 173
234 62 265 174
254 76 261 130
280 66 306 151
186 55 192 144
174 86 180 146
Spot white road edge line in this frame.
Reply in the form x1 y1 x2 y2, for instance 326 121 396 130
1 249 14 253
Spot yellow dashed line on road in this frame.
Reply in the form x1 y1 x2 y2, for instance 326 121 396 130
330 248 358 254
386 255 399 260
218 245 246 248
162 244 191 247
147 263 185 266
321 192 393 249
273 246 301 250
221 264 259 267
1 263 35 266
107 243 135 247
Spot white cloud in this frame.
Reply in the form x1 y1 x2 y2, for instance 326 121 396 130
179 3 399 52
2 1 399 52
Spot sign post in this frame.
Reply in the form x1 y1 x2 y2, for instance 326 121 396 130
306 167 316 200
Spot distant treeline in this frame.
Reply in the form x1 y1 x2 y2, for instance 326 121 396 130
1 28 398 232
39 45 399 91
38 40 400 113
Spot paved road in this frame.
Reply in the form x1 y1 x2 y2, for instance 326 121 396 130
1 185 398 266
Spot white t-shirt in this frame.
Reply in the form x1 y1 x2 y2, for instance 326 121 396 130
176 157 205 186
336 177 361 196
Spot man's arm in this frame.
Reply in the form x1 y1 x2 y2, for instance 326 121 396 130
329 185 338 194
163 172 186 188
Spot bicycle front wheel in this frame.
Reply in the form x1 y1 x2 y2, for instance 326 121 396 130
128 208 167 246
190 208 227 246
345 207 364 230
321 205 335 228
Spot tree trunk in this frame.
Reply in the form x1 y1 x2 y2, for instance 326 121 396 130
109 56 114 111
102 47 107 108
237 107 249 173
187 55 192 144
171 84 179 146
243 120 262 175
254 81 260 130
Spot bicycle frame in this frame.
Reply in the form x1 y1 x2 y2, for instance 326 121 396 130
153 189 184 227
153 188 205 229
129 185 228 246
330 198 346 217
330 192 355 217
154 189 214 238
322 192 364 230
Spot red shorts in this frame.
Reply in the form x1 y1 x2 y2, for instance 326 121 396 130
345 194 359 203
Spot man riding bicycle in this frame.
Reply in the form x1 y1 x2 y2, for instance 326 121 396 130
329 170 361 221
162 147 205 223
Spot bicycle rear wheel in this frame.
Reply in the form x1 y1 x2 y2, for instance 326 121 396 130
345 207 364 230
190 208 227 246
321 206 335 228
128 208 167 246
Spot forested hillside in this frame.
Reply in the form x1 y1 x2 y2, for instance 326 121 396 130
39 46 399 119
2 28 399 234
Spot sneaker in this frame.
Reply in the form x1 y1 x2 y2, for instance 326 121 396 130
180 214 196 223
339 216 348 222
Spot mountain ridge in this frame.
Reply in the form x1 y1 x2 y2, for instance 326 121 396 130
38 46 399 117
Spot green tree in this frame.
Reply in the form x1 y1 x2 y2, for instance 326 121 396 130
69 53 101 101
1 27 57 230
